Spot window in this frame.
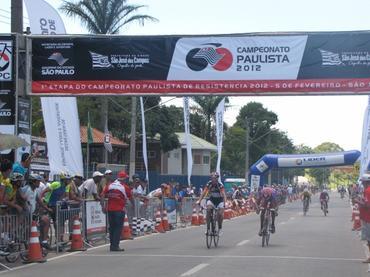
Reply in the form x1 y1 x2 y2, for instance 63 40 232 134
194 154 201 164
149 151 156 158
174 152 180 159
203 155 210 164
138 151 156 158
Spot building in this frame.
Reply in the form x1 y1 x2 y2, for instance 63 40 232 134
161 132 217 176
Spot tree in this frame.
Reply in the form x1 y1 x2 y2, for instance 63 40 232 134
306 142 344 187
190 96 229 142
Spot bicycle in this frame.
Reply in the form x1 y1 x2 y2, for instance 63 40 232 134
260 206 273 247
205 207 220 249
321 200 328 216
303 198 309 216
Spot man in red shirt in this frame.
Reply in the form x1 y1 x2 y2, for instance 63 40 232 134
356 173 370 263
102 171 132 251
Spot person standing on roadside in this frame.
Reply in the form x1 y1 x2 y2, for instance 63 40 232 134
102 171 132 252
356 173 370 263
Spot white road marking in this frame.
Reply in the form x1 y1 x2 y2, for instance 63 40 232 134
290 217 295 220
181 263 209 276
79 253 362 262
237 240 250 246
280 222 286 225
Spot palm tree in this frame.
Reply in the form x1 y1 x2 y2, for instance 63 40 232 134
60 0 157 34
60 0 157 176
191 96 229 142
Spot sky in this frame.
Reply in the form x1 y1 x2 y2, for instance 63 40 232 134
0 0 369 151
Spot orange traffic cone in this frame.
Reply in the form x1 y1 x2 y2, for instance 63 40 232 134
69 215 86 251
155 209 165 233
191 207 199 226
352 206 362 231
24 221 46 263
198 209 205 225
121 213 133 239
162 209 170 231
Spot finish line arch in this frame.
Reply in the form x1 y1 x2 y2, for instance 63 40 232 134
249 150 361 188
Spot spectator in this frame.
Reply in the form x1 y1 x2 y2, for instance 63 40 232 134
132 174 147 217
356 173 370 263
101 171 132 252
12 153 32 177
68 174 84 204
79 171 103 200
21 173 52 248
0 159 12 206
6 173 25 214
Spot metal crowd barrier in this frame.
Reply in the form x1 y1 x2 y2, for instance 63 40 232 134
0 212 31 247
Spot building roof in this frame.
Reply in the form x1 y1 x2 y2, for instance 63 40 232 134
80 126 128 147
175 132 217 151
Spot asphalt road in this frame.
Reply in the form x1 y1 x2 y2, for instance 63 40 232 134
2 192 368 277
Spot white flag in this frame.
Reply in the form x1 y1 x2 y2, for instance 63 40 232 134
215 98 225 181
183 97 193 186
25 0 83 176
41 97 83 176
140 97 149 183
24 0 66 34
104 117 113 153
360 96 370 177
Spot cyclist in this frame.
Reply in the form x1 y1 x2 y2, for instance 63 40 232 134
301 187 311 212
21 173 52 248
320 189 330 213
257 186 277 236
197 172 227 235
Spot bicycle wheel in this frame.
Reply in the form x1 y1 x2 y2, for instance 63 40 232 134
213 220 219 248
5 244 20 263
205 210 213 249
261 218 268 247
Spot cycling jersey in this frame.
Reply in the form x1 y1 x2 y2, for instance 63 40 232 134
205 181 224 199
259 187 277 208
302 191 311 199
44 181 69 207
320 192 329 200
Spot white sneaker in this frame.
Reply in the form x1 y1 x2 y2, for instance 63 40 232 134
218 229 223 236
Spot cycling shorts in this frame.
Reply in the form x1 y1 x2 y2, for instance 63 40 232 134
206 198 224 209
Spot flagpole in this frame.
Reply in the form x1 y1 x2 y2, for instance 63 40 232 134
86 139 90 178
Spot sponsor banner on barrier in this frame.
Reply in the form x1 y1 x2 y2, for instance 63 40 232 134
277 155 345 168
85 201 106 237
30 32 370 95
251 175 260 190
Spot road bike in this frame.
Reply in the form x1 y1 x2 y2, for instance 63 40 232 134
205 207 220 249
321 200 328 216
261 206 273 247
303 198 309 216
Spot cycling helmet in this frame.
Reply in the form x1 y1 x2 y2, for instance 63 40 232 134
29 173 42 181
60 172 72 180
10 172 24 182
210 172 219 178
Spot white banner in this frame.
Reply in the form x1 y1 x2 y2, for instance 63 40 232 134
360 96 370 177
168 36 307 80
215 98 225 181
183 97 192 186
24 0 66 35
140 97 149 183
277 155 345 168
25 0 83 175
251 175 260 191
104 117 113 153
41 97 83 176
85 201 106 235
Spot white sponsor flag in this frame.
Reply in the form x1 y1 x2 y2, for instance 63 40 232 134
104 117 113 153
24 0 66 34
25 0 83 175
360 96 370 177
183 97 193 186
140 97 149 183
41 97 83 176
215 98 225 182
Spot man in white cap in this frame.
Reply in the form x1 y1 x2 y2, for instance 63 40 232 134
356 173 370 263
99 169 113 196
79 171 103 201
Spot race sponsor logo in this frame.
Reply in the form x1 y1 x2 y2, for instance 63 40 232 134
40 42 75 76
186 43 233 71
89 51 150 70
320 49 370 66
256 160 269 173
0 99 12 117
0 41 12 81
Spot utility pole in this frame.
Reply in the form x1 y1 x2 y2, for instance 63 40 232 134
11 0 23 33
129 97 137 179
245 117 250 187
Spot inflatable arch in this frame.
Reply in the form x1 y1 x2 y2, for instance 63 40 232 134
249 150 361 188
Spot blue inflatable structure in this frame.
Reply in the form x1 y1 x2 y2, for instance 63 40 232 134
249 150 361 188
